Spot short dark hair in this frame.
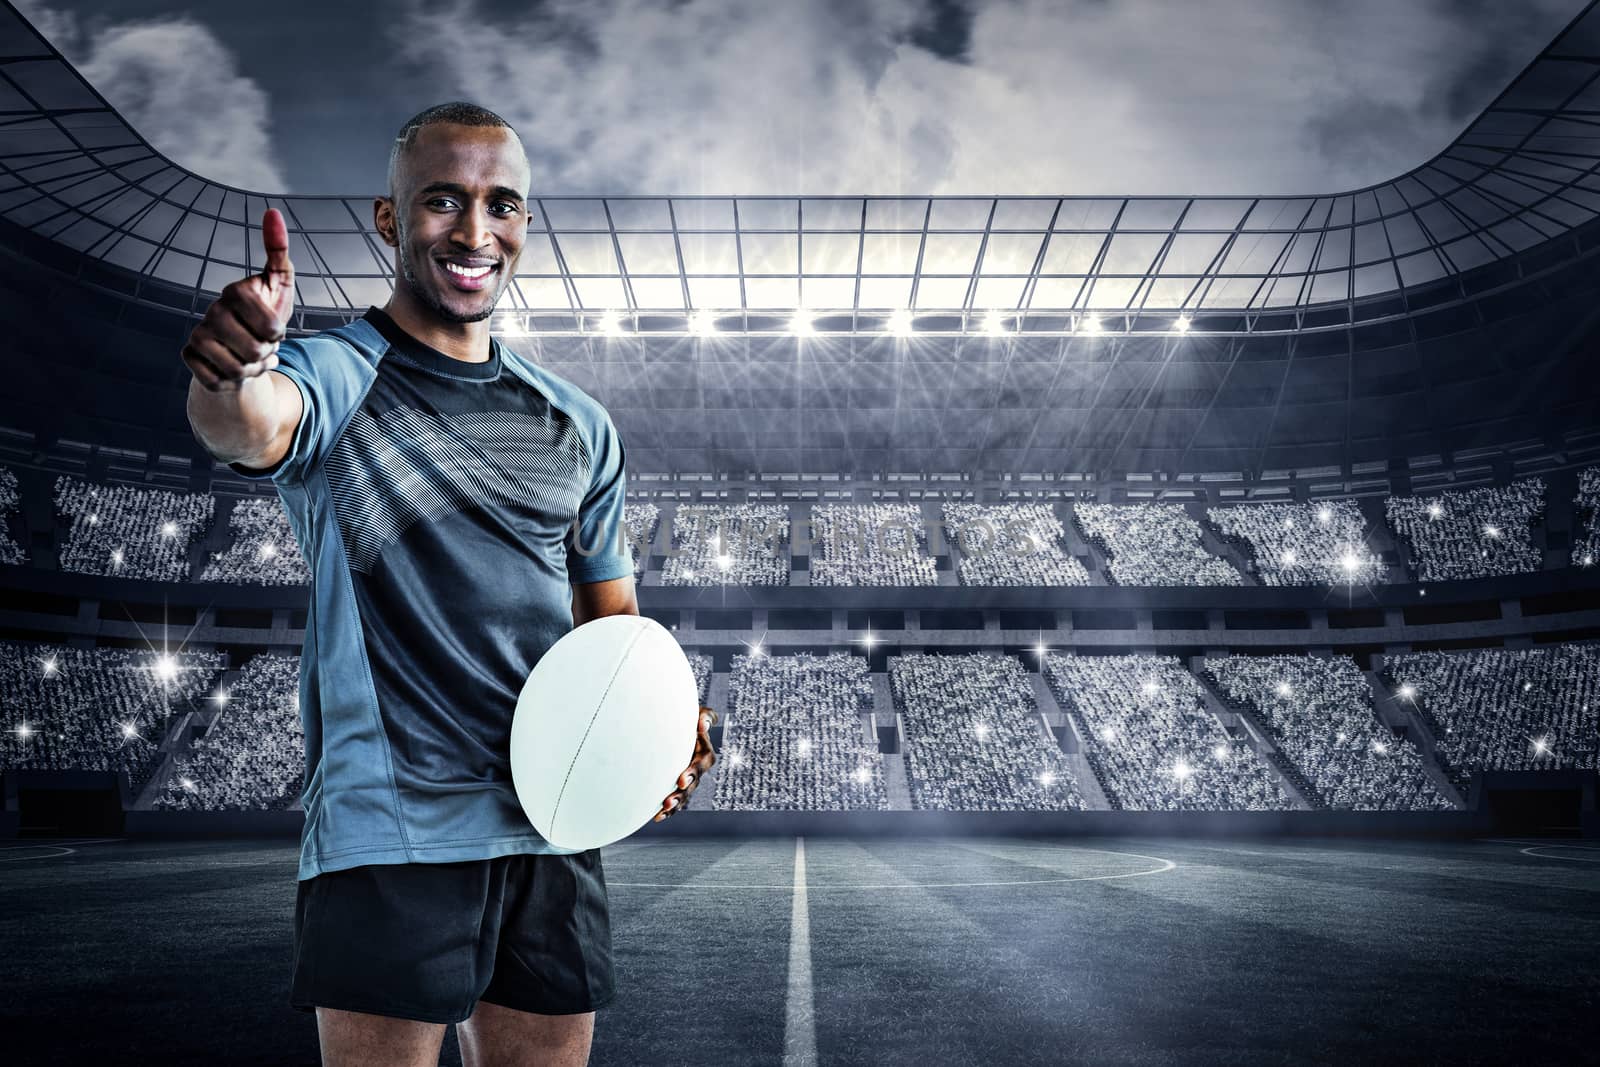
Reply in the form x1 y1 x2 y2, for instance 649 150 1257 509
387 102 519 195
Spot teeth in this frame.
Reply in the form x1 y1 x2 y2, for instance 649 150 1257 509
444 262 492 279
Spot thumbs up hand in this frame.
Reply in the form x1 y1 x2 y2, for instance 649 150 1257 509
181 208 298 391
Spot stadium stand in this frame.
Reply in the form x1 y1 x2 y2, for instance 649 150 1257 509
155 654 303 811
660 504 790 586
1074 502 1243 586
1204 655 1451 810
687 651 713 705
942 502 1089 586
0 642 225 789
1573 467 1600 569
198 497 311 586
809 503 939 586
1385 479 1545 582
623 502 662 578
712 653 888 810
0 466 25 565
1043 654 1293 810
1384 646 1600 783
54 475 214 582
1207 500 1382 586
891 653 1083 811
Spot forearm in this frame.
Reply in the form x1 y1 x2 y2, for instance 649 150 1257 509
186 373 283 466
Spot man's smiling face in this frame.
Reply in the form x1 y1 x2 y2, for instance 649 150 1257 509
381 123 531 325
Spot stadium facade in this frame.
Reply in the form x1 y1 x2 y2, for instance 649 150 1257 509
0 0 1598 834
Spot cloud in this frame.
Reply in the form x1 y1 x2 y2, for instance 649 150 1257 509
387 0 1584 197
16 1 287 192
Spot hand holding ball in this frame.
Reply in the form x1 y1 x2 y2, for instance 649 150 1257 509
510 615 701 851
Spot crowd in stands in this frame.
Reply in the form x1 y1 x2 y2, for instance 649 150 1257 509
1207 500 1382 586
1384 646 1600 781
155 654 304 811
54 476 214 581
0 641 224 788
660 504 790 586
1572 467 1600 569
687 651 713 705
1385 479 1545 582
891 653 1082 811
942 503 1089 586
0 467 26 565
712 653 887 810
809 503 939 587
1075 503 1243 586
623 503 661 579
1043 654 1292 810
198 497 311 585
1204 655 1451 810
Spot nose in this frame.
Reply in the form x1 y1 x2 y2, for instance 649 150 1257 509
452 208 492 252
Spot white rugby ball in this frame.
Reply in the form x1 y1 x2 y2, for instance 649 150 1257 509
510 615 700 851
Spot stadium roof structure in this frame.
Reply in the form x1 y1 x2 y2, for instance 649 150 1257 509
0 0 1598 476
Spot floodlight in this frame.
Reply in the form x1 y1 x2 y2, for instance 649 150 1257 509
983 310 1010 336
42 657 57 676
789 311 816 337
16 723 32 739
595 310 625 337
1397 684 1416 701
688 310 719 336
213 689 229 705
887 309 914 336
120 722 139 739
1079 314 1103 334
156 654 177 681
1173 315 1191 333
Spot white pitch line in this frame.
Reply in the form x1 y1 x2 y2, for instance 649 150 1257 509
782 837 818 1067
0 845 75 862
1521 845 1600 862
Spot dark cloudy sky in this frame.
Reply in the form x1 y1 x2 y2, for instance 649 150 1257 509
15 0 1591 197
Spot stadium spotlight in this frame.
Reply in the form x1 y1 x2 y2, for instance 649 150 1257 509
688 309 719 337
1079 314 1103 335
213 689 229 705
1172 760 1193 780
156 654 177 682
259 542 278 560
594 310 626 337
1213 745 1228 761
110 547 125 567
161 520 177 538
1339 552 1363 577
887 309 915 337
15 722 32 739
1427 502 1444 520
745 637 765 659
42 656 57 676
120 722 139 740
1397 684 1417 701
1173 315 1192 333
860 626 878 650
789 310 816 337
1532 737 1550 756
983 310 1011 336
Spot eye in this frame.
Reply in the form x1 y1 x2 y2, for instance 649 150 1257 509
491 201 521 217
426 197 459 211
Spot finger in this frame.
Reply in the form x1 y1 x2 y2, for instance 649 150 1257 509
210 305 280 366
189 331 254 380
259 207 295 324
182 344 228 390
224 283 288 343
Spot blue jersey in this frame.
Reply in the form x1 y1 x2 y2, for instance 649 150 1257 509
231 308 633 879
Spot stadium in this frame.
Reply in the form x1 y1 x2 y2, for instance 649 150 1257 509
2 0 1599 1063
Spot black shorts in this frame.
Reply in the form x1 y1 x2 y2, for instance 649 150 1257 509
290 851 614 1024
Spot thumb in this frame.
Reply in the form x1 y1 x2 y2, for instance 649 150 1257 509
260 207 295 324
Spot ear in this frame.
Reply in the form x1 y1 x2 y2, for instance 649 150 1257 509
373 196 398 248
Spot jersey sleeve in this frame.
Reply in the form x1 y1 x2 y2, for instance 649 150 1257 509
227 335 367 484
566 407 633 585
